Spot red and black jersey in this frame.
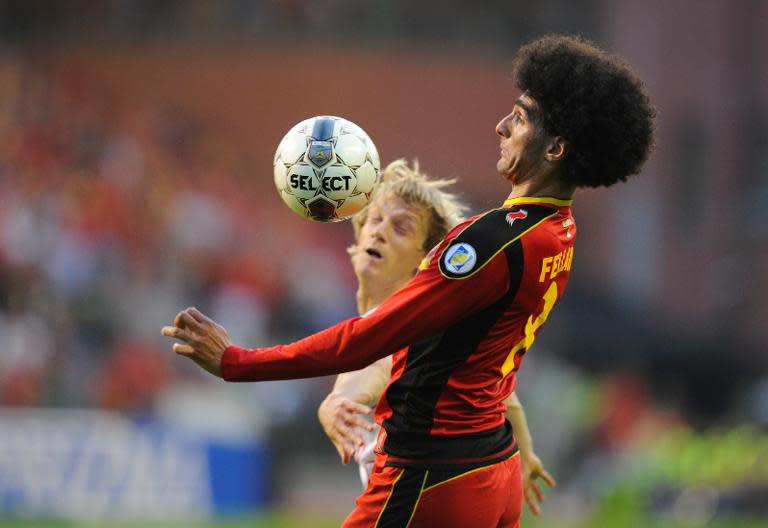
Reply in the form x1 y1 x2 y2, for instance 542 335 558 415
223 196 576 469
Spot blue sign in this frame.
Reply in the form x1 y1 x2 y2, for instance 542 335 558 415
0 408 269 521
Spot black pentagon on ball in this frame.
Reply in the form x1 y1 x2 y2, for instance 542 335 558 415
307 197 337 221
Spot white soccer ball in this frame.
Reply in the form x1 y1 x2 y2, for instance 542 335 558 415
273 116 381 222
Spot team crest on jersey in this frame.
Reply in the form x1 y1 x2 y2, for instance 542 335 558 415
443 243 477 275
506 209 528 227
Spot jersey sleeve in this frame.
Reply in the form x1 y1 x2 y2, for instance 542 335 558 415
221 215 517 382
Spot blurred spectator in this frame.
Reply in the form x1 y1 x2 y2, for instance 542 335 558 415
98 340 170 413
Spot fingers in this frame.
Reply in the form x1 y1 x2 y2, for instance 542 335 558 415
173 311 184 328
522 467 555 516
339 401 375 431
530 480 544 503
172 306 211 330
538 468 556 488
341 399 373 415
330 426 361 464
336 420 366 446
162 309 225 378
164 308 210 342
187 307 214 325
163 325 197 355
176 311 206 334
318 395 374 465
329 408 367 455
336 444 351 465
523 487 540 516
162 325 194 343
172 342 194 356
345 416 375 432
523 477 544 516
337 440 356 465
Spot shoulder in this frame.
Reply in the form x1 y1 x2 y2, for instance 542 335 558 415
438 205 559 279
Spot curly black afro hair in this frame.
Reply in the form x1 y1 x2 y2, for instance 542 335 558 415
512 35 656 188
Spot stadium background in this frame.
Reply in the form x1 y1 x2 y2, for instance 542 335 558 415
0 0 766 526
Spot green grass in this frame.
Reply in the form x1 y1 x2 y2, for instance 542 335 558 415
0 514 341 528
522 519 765 528
0 515 765 528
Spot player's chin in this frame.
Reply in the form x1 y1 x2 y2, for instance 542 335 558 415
352 260 371 277
351 255 370 273
496 159 510 177
496 162 515 182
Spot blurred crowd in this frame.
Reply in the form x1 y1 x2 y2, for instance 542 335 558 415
0 62 356 413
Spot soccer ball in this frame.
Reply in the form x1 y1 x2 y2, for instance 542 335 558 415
273 116 381 222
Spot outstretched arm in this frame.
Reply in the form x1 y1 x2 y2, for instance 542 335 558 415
170 242 510 382
505 391 556 515
318 356 392 464
161 307 231 377
160 306 390 465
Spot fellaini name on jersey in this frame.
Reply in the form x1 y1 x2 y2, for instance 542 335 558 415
539 247 573 282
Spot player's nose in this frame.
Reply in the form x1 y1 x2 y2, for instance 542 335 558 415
370 220 388 241
496 115 510 138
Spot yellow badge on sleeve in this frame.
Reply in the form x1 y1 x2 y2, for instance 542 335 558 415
442 243 477 275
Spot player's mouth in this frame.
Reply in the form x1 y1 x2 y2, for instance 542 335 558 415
365 248 382 259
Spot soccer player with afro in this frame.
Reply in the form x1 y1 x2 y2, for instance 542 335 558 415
163 35 655 527
316 159 555 517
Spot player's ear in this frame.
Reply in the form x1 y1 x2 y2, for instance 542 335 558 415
545 136 567 162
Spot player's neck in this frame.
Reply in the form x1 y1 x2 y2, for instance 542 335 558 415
356 277 410 315
507 171 575 202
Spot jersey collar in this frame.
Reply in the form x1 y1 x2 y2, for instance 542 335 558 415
503 196 573 208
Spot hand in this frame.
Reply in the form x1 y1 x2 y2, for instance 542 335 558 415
318 393 375 465
161 307 232 377
521 451 556 515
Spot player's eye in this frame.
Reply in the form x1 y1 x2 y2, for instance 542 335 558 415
395 222 412 236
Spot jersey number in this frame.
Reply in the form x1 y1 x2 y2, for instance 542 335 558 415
500 281 558 380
